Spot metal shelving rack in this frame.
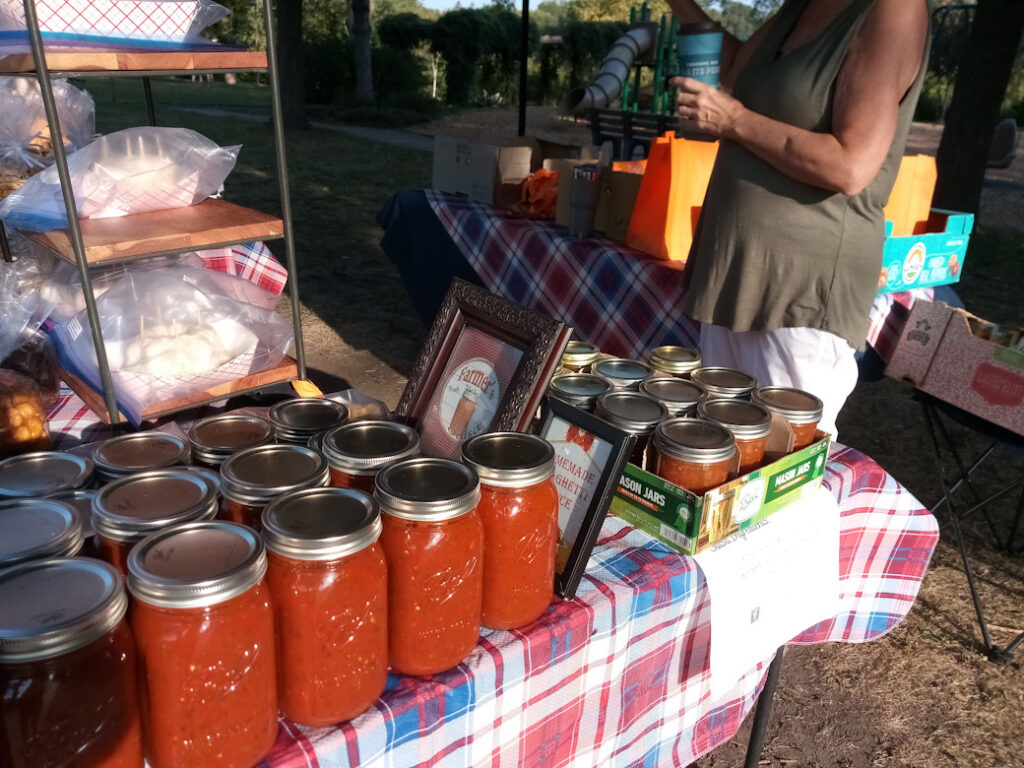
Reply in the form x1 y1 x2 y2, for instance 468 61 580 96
0 0 307 425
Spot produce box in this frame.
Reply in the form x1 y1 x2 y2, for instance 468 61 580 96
610 432 831 556
885 301 1024 436
432 136 532 206
877 209 973 294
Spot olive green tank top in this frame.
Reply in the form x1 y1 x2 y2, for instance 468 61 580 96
682 0 929 349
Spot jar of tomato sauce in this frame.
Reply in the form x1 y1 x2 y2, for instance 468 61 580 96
753 386 825 450
560 341 601 373
0 451 93 499
220 444 330 530
92 469 219 575
188 412 274 469
652 418 736 495
0 558 144 768
0 498 83 567
93 433 190 484
648 345 701 378
375 458 483 676
592 358 655 391
46 489 99 557
321 420 421 493
262 487 388 726
547 373 612 413
697 398 773 474
640 377 704 417
595 391 669 469
461 432 558 631
268 397 348 445
690 367 757 400
127 521 278 768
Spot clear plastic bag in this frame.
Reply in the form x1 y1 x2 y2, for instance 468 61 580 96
0 368 52 457
51 265 294 425
0 249 54 362
1 330 59 406
0 76 95 173
0 126 240 232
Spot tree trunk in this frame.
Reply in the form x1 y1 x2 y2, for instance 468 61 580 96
351 0 375 104
933 0 1024 216
277 0 308 129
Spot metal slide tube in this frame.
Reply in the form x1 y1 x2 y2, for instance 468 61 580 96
559 27 655 114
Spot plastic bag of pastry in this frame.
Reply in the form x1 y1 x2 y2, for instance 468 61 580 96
0 249 54 363
0 126 240 232
0 369 52 457
0 330 59 407
0 76 95 174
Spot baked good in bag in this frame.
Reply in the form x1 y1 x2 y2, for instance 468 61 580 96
0 370 52 457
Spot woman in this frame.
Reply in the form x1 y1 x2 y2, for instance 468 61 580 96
667 0 929 435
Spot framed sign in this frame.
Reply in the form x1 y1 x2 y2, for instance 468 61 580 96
395 279 570 460
538 396 637 599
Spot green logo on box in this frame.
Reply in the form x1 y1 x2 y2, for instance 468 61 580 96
764 453 825 504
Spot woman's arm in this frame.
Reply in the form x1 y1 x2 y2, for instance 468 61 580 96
673 0 928 195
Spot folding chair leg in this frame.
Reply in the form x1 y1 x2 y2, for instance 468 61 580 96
1006 485 1024 557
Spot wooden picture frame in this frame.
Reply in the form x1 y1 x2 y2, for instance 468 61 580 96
538 396 638 599
395 278 570 460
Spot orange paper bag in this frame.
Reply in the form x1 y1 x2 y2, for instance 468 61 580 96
884 154 937 237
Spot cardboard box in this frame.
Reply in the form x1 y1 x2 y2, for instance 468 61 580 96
609 433 831 556
594 170 643 241
516 135 600 172
878 209 973 294
885 301 1024 436
432 136 532 205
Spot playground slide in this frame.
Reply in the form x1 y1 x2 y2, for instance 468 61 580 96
559 26 656 115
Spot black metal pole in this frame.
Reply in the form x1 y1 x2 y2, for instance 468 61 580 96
743 646 785 768
0 221 12 263
518 0 529 137
142 76 157 126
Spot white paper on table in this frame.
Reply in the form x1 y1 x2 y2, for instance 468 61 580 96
694 485 840 698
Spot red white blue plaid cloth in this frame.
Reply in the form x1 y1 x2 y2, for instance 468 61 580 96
45 390 938 768
197 240 288 296
425 190 934 362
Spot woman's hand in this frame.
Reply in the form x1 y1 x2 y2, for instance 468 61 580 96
671 77 746 138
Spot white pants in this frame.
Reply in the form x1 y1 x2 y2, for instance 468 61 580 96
698 324 859 437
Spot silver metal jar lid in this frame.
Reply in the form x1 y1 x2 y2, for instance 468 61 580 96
461 432 555 488
753 386 825 425
127 521 267 609
639 377 704 416
0 451 93 498
268 398 349 444
0 499 84 567
690 367 758 398
220 444 330 506
262 487 382 561
374 458 480 522
592 358 654 390
92 469 219 544
595 392 668 434
547 373 612 410
697 399 773 439
188 413 273 465
93 432 190 482
561 340 601 368
648 345 701 374
321 421 421 476
653 418 737 463
0 558 127 663
46 489 97 537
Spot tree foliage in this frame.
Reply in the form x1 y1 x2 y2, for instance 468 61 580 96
430 6 523 105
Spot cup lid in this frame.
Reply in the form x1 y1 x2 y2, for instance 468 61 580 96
653 418 736 463
0 499 84 567
220 444 330 505
461 432 555 488
321 421 421 475
697 398 773 439
753 386 825 424
0 451 93 498
374 458 480 521
595 392 668 433
262 487 382 561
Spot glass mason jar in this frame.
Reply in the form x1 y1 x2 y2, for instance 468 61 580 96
652 418 736 496
648 345 701 378
262 487 388 726
753 386 825 450
321 420 421 493
46 488 99 557
92 433 190 484
560 341 601 373
697 398 773 474
0 558 144 768
592 358 655 391
0 451 93 499
0 498 83 567
547 373 612 413
595 391 669 469
461 432 558 631
690 367 757 400
92 469 219 575
187 412 274 469
640 377 704 417
220 444 330 530
128 521 278 768
375 458 483 676
268 397 348 445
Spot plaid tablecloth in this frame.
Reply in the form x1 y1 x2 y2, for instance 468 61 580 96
424 190 934 362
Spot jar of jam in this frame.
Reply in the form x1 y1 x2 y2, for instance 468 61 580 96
595 391 669 469
93 433 190 484
753 386 825 450
560 341 601 373
262 487 388 726
0 451 92 498
220 444 330 530
46 489 99 557
461 433 558 631
268 397 348 445
375 458 483 676
0 558 144 768
592 358 655 391
690 367 757 400
648 345 701 377
697 399 773 474
547 373 612 412
128 521 278 768
321 420 421 493
652 418 736 495
187 412 273 469
0 498 84 567
640 377 704 417
92 469 219 575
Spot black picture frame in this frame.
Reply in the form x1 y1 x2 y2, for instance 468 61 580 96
538 395 638 599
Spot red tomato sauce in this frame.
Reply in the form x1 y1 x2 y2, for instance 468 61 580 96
328 468 376 494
